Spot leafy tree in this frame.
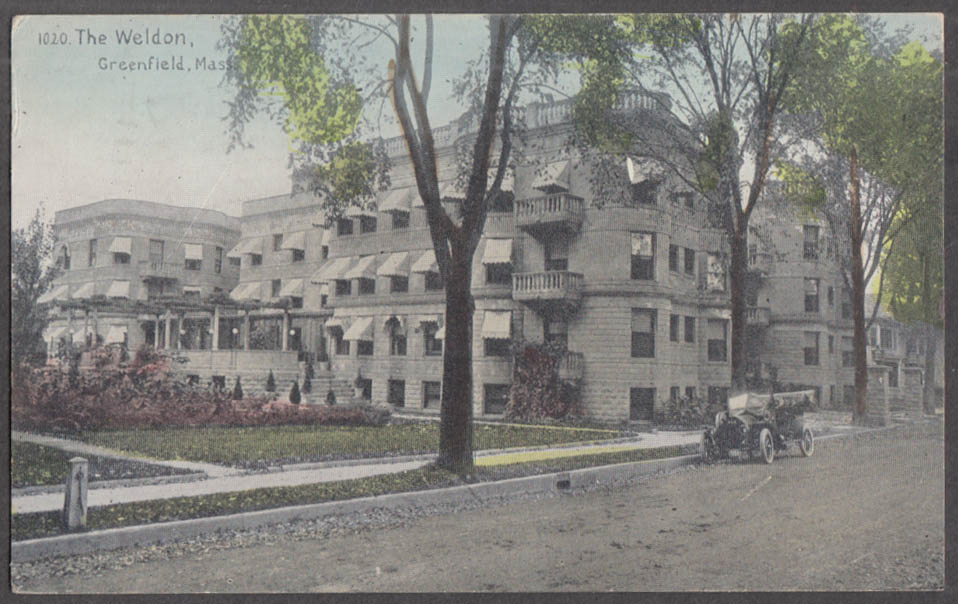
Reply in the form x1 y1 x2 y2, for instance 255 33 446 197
780 15 943 422
265 369 276 393
222 14 591 472
289 380 301 404
232 375 244 400
11 208 61 364
541 14 816 390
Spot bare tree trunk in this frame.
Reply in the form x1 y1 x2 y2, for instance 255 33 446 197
849 147 869 425
438 250 475 473
922 326 938 415
729 226 749 391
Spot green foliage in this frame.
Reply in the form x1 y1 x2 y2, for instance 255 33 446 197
654 397 724 428
507 344 581 420
775 160 828 217
289 381 301 405
265 370 276 392
11 208 60 364
302 374 312 395
232 376 244 400
326 389 337 406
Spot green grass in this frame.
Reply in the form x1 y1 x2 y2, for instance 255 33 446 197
10 444 697 542
11 442 73 488
75 423 622 466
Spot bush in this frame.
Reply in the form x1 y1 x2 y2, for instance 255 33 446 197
654 397 723 428
289 381 301 405
326 389 337 406
507 344 581 421
265 370 276 392
232 376 244 400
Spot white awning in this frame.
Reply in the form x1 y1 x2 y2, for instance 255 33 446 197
320 229 332 245
106 280 131 298
311 214 327 228
281 231 306 251
104 325 128 344
411 249 438 273
490 166 515 193
345 204 377 217
630 232 653 256
325 317 347 332
108 236 132 254
231 281 262 301
319 283 329 296
532 160 570 193
183 286 202 294
411 192 425 208
38 284 69 304
312 257 355 282
184 243 204 260
379 188 413 213
72 327 88 342
227 237 263 258
435 325 446 340
626 157 664 184
343 316 375 341
481 239 513 265
481 310 512 340
440 180 467 200
245 282 266 300
279 278 304 297
343 255 377 280
71 282 95 299
45 325 68 342
376 252 410 277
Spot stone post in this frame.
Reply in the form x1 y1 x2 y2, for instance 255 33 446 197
212 305 220 351
154 316 161 348
864 364 890 427
62 457 88 531
164 313 172 350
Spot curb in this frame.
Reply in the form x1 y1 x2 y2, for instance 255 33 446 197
11 454 698 563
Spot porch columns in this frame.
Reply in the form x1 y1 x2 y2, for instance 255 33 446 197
154 315 161 348
212 305 220 351
282 311 290 351
243 312 251 350
92 307 98 347
176 313 184 349
83 310 89 346
164 313 172 350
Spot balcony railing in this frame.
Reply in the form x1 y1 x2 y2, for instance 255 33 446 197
557 351 584 382
515 193 585 235
746 306 771 327
513 271 583 310
139 260 181 279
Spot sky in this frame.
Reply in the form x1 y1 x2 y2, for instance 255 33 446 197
10 13 943 230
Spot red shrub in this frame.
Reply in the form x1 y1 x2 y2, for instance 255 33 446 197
507 344 581 420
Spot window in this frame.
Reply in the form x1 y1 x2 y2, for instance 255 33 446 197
388 320 407 356
271 279 281 298
629 387 655 421
149 239 164 264
706 254 725 290
631 308 656 358
827 285 834 306
674 191 694 209
707 319 728 362
215 247 223 273
888 365 899 388
185 258 201 271
669 245 679 272
630 232 655 280
484 384 510 415
804 278 820 312
250 254 262 266
803 225 820 260
631 180 658 205
335 280 351 296
544 319 568 350
229 257 241 267
334 333 350 355
880 327 895 350
828 335 835 354
486 264 513 285
392 212 410 229
423 381 441 408
685 386 696 400
544 239 569 272
357 377 372 400
425 271 444 291
357 340 374 356
843 385 856 407
670 386 681 401
290 296 303 309
423 323 443 356
273 233 283 251
684 248 695 275
183 288 201 300
321 245 329 260
390 276 409 293
868 328 877 347
708 386 730 406
358 278 376 295
669 314 680 342
387 380 406 407
804 331 820 366
337 219 353 236
113 252 130 265
490 194 514 213
359 215 377 234
320 294 328 307
292 249 305 263
841 301 852 320
842 337 855 367
61 246 71 270
685 316 696 343
830 385 836 406
88 239 97 267
485 338 511 357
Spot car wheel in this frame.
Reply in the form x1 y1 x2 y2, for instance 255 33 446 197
759 428 775 464
700 431 718 463
800 426 815 457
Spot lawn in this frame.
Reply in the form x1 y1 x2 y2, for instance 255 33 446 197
11 441 192 488
76 423 623 467
10 443 697 541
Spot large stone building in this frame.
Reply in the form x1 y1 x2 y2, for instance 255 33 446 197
39 95 942 420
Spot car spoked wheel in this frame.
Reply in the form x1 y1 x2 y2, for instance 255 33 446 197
759 428 775 464
800 426 815 457
700 432 718 463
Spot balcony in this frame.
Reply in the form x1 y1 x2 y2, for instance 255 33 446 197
515 193 585 237
557 351 584 382
513 270 583 316
746 306 770 327
139 260 181 281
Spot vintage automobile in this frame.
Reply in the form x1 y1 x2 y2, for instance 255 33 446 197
700 390 816 464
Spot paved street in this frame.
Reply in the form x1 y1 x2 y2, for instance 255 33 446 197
16 421 942 592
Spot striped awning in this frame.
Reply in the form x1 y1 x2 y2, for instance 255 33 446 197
481 239 513 265
226 237 263 258
184 243 204 260
231 282 262 301
281 231 307 251
532 160 570 193
37 284 69 305
106 280 131 298
325 316 346 330
343 255 377 280
71 282 96 299
279 278 304 297
376 252 410 277
481 310 512 340
108 236 132 254
345 204 377 217
379 188 414 213
343 316 375 341
312 257 355 282
440 180 467 200
411 249 438 273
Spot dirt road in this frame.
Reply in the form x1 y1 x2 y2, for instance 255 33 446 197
17 423 943 592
